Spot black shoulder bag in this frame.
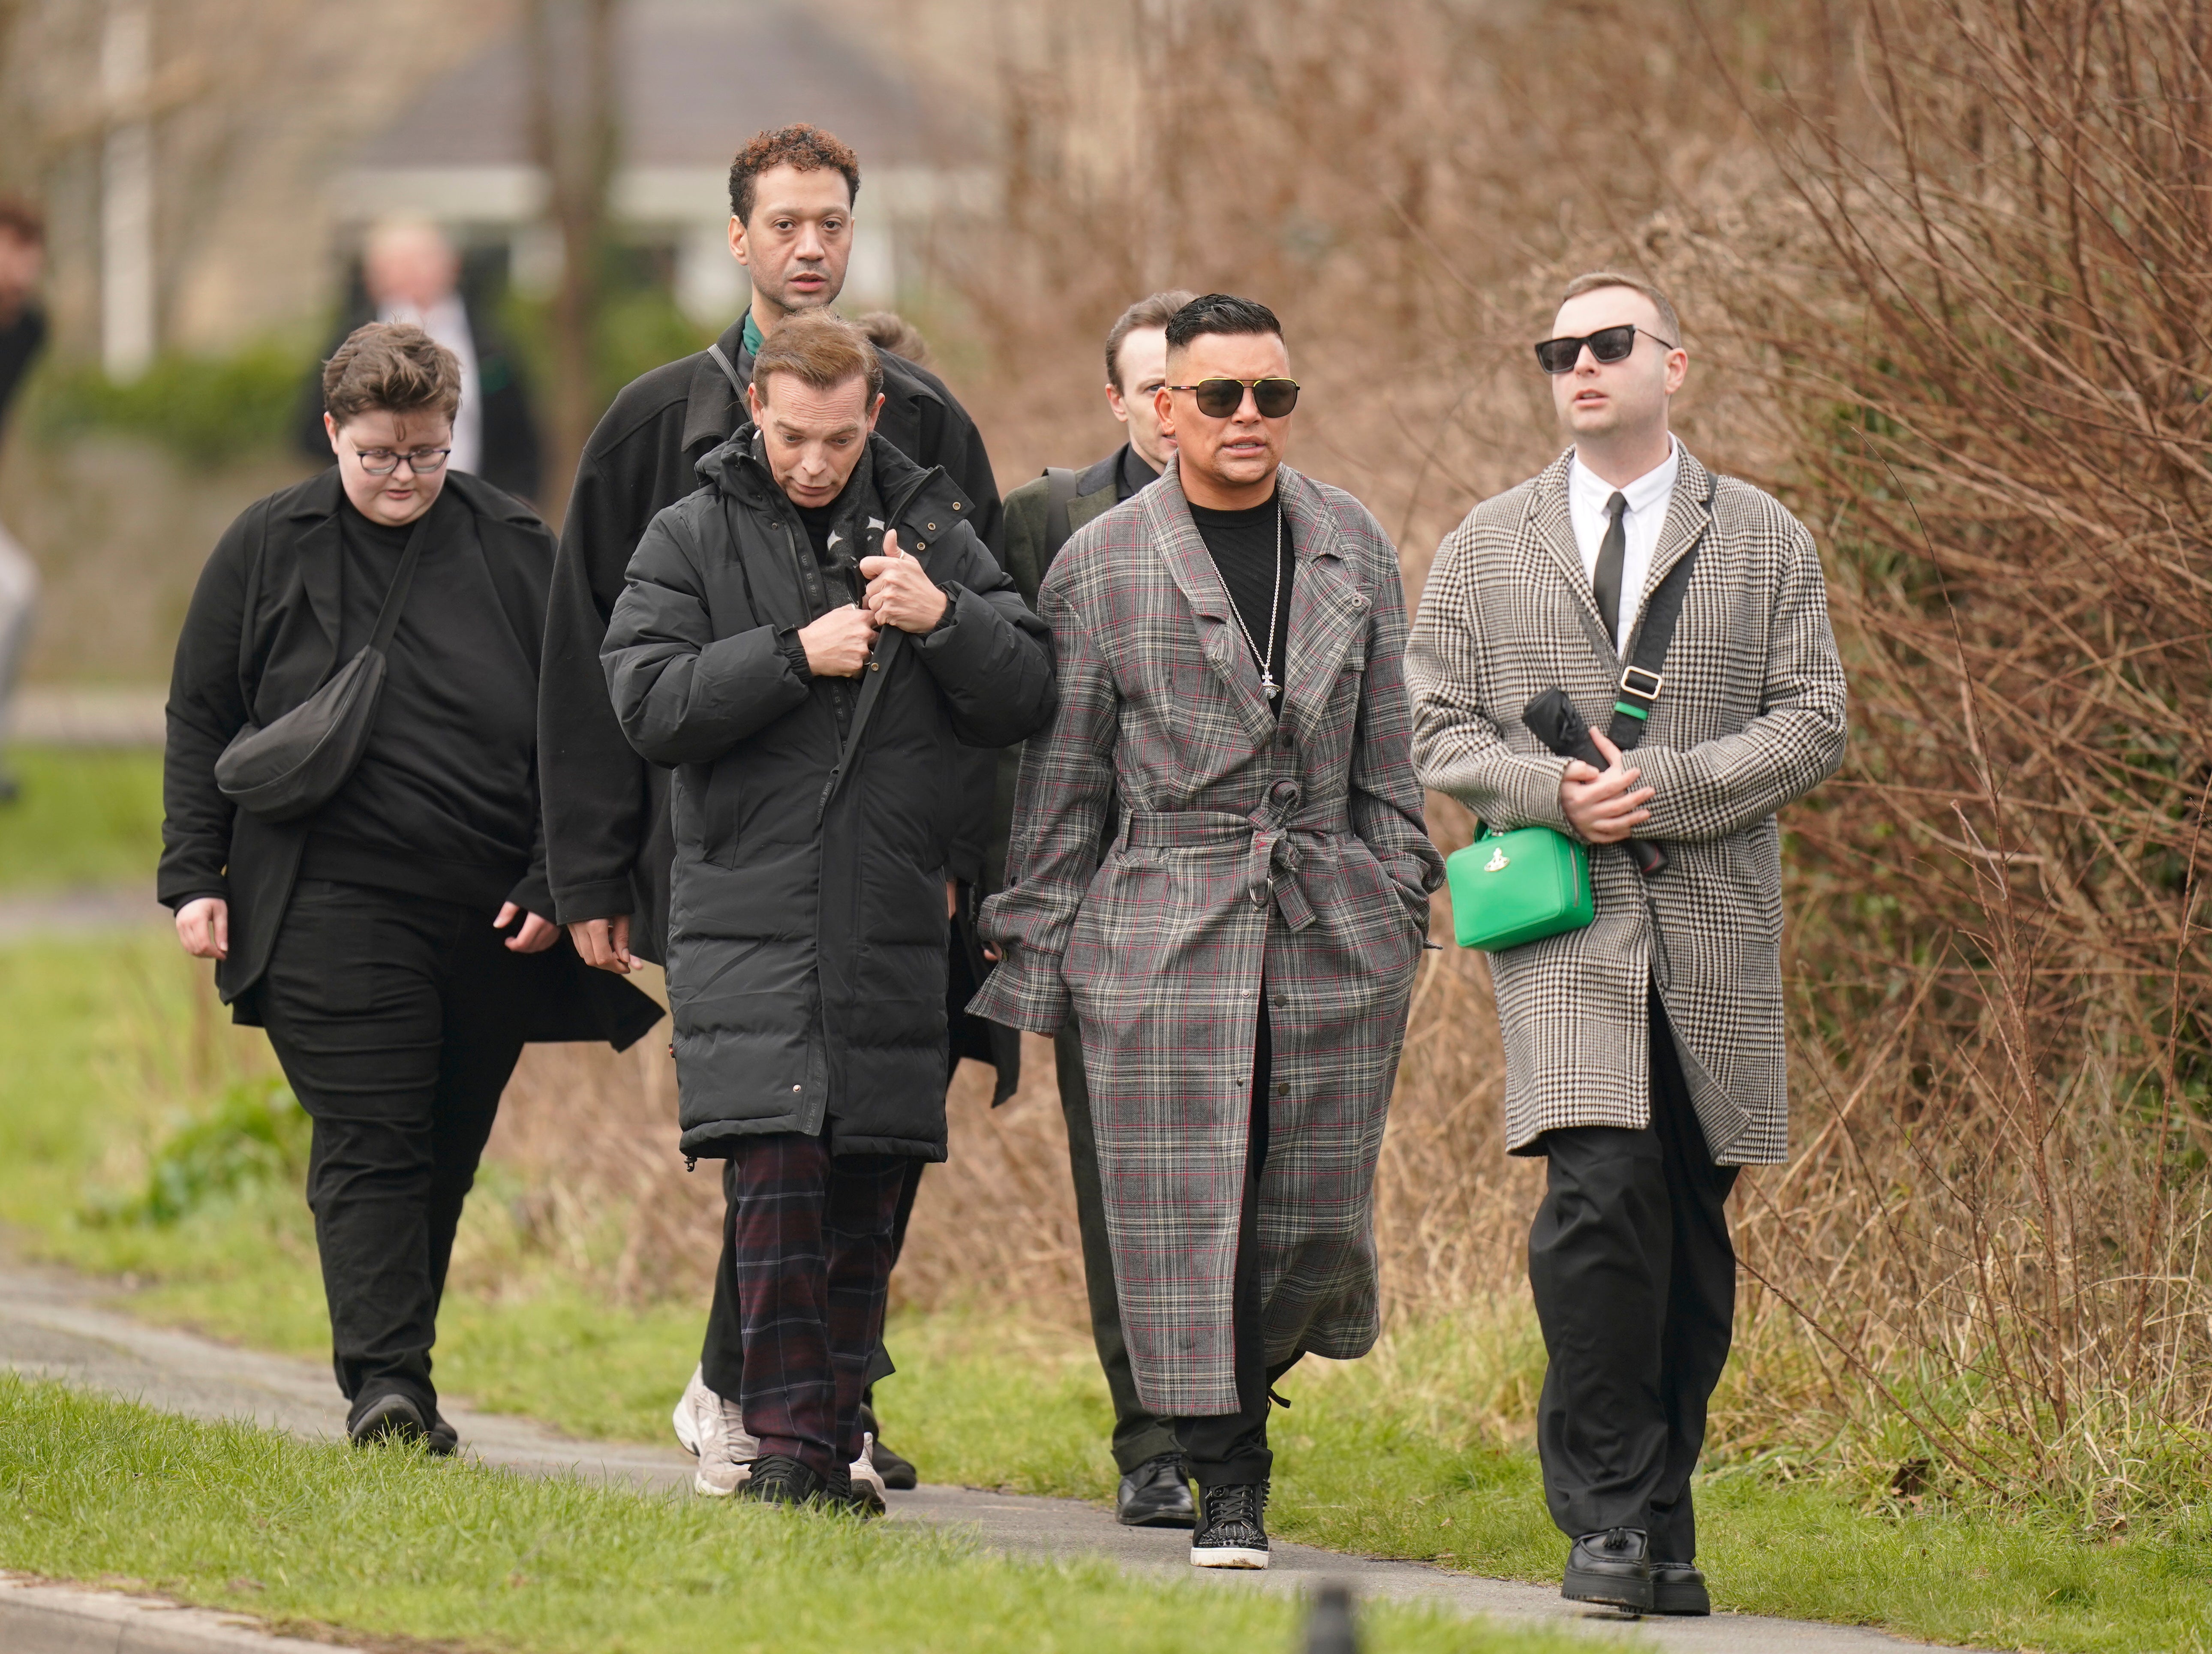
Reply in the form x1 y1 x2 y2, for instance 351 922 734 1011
213 514 428 823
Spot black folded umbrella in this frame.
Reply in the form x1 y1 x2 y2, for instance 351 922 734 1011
1523 688 1667 877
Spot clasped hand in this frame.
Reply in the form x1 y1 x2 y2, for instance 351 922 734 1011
797 531 946 679
1559 729 1656 844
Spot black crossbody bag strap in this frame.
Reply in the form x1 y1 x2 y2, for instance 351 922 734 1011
707 341 746 398
366 518 430 658
1605 541 1701 753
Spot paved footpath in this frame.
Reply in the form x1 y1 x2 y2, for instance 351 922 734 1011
0 1263 1969 1653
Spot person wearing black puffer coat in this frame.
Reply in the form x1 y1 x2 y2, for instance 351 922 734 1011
601 313 1054 1510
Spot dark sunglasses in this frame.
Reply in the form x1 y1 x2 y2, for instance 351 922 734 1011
1166 376 1301 418
1532 325 1678 375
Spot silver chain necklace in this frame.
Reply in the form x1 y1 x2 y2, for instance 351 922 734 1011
1225 505 1285 698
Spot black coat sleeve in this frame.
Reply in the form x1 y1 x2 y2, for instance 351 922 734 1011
539 412 671 924
908 523 1056 749
159 503 261 910
601 507 812 766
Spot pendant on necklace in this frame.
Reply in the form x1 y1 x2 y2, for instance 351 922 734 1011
1260 670 1277 695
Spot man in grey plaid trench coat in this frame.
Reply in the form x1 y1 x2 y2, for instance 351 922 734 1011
1408 274 1847 1615
973 294 1443 1570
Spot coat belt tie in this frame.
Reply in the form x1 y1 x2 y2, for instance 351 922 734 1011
1122 787 1352 932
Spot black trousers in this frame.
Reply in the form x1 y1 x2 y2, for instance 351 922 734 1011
257 878 534 1421
1528 985 1739 1561
1172 995 1295 1489
1056 1028 1181 1474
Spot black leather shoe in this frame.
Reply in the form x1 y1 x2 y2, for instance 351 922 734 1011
347 1390 428 1449
1115 1452 1196 1528
858 1405 918 1489
424 1412 459 1458
737 1453 824 1506
1563 1527 1654 1612
823 1461 885 1518
1653 1560 1710 1615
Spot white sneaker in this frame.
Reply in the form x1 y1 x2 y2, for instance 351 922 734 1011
847 1431 888 1514
682 1369 757 1497
672 1365 708 1456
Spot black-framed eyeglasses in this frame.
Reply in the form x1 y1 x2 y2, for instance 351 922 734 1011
353 447 453 477
1166 377 1301 418
1532 325 1679 375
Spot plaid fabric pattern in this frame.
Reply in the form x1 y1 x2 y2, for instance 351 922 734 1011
721 1131 908 1478
1406 447 1848 1165
971 463 1444 1417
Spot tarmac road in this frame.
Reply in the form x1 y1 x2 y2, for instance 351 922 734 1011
0 1260 1973 1654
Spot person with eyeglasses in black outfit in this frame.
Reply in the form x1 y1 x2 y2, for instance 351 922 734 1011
160 322 661 1454
1407 273 1846 1615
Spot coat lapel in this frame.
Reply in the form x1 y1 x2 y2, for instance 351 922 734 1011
1529 451 1595 621
1275 468 1369 741
291 501 345 677
1147 465 1279 749
1620 447 1716 659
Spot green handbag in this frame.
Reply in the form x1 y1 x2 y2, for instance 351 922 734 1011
1446 825 1593 952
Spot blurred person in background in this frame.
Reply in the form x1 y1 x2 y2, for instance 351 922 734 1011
162 322 659 1453
539 121 1004 1498
0 198 48 805
296 218 543 503
973 294 1442 1570
991 287 1195 1531
855 310 930 364
599 311 1052 1510
1407 273 1846 1615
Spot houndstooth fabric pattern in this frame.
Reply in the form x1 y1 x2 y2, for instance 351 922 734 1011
971 461 1444 1418
1407 446 1846 1167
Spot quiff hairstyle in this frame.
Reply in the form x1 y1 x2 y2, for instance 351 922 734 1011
750 309 884 405
320 322 461 424
1559 271 1682 347
728 124 861 226
1104 289 1196 391
1164 292 1284 359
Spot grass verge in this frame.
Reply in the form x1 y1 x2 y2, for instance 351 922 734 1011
2 900 2207 1652
0 1374 1590 1654
0 745 165 892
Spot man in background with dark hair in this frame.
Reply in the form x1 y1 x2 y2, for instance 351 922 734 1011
974 294 1440 1569
539 121 1005 1501
0 197 47 805
992 287 1196 1530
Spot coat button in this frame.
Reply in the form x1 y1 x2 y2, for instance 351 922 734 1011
1274 1082 1290 1098
927 521 938 530
951 501 962 510
1277 732 1292 750
1271 992 1287 1008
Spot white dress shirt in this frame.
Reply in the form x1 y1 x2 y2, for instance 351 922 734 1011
379 292 481 478
1568 435 1680 653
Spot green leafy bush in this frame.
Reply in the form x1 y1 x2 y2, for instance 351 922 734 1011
28 341 312 465
86 1078 311 1227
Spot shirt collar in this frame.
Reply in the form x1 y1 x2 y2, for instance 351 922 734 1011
1569 433 1679 516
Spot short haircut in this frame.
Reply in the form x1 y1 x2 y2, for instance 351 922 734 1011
728 124 861 226
750 309 884 406
1105 289 1196 391
856 310 929 365
321 322 461 424
1164 292 1283 358
1559 271 1682 346
0 198 44 245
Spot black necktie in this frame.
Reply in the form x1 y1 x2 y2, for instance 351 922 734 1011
1593 491 1628 643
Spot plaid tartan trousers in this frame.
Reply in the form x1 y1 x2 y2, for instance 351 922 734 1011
1406 447 1848 1166
971 462 1444 1418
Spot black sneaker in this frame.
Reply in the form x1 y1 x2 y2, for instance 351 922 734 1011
1116 1452 1196 1528
736 1453 824 1506
347 1390 429 1449
425 1412 459 1459
858 1405 918 1490
1563 1527 1654 1612
1190 1480 1270 1569
823 1460 886 1518
1652 1560 1710 1615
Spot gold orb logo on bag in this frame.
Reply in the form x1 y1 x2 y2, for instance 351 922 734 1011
1485 846 1510 872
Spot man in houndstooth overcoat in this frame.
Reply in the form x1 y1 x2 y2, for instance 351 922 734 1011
973 294 1443 1570
1408 274 1847 1615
